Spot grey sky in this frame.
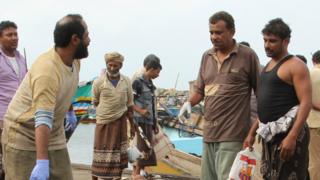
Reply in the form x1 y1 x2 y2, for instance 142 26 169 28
2 0 319 90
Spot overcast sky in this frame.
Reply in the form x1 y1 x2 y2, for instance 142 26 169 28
2 0 319 90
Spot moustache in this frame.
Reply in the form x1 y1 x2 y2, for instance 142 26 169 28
212 40 220 44
265 48 272 52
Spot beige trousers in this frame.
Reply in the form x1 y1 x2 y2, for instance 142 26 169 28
309 128 320 180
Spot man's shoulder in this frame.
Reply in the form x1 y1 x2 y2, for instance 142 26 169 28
120 74 133 87
202 48 214 57
310 66 320 74
13 50 26 62
132 75 144 84
33 48 56 63
121 74 131 82
280 56 309 79
237 44 258 58
199 48 214 65
284 56 307 69
93 75 105 86
132 77 144 92
0 49 26 62
310 67 320 83
29 50 58 76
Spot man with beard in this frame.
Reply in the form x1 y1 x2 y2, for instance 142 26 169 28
91 52 135 180
1 14 90 180
178 11 260 180
244 18 311 180
0 20 28 179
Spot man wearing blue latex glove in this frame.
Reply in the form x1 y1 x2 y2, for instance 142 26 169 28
30 160 49 180
1 14 90 180
65 107 77 131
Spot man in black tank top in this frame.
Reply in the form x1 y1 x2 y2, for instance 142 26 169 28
243 18 312 180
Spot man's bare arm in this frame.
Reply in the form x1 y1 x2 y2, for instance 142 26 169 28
279 59 311 160
188 91 204 106
289 60 312 139
35 126 50 159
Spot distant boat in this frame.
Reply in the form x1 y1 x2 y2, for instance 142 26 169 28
72 80 96 123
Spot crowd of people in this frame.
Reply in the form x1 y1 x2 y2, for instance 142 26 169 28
0 11 319 180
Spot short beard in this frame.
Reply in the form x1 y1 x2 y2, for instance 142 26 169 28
74 40 88 59
107 71 120 78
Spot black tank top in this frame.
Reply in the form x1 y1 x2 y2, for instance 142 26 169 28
257 55 299 123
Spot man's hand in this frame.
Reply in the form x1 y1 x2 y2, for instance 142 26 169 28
65 110 78 131
243 133 255 151
139 109 150 118
178 101 191 120
65 110 77 131
279 135 297 161
29 159 49 180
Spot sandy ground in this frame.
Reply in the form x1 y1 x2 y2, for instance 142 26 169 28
72 164 91 180
72 164 132 180
72 164 200 180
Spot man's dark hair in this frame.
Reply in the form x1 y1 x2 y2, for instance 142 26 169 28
296 54 307 64
312 50 320 64
262 18 291 40
239 41 250 47
143 54 160 67
54 14 84 48
145 56 162 71
209 11 235 30
0 21 17 36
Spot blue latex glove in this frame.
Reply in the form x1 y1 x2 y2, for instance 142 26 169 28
29 159 49 180
65 110 77 131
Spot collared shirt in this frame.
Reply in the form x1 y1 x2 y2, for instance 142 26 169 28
194 43 260 142
2 48 80 151
132 75 157 125
307 65 320 128
0 48 27 121
92 73 133 124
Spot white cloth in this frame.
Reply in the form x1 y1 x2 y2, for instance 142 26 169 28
256 105 299 142
7 56 20 75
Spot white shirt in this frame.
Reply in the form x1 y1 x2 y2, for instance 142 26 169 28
6 56 20 76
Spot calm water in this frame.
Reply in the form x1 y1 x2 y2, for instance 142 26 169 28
67 124 203 165
67 124 95 165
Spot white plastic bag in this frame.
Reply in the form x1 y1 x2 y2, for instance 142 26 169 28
127 137 143 163
228 147 260 180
